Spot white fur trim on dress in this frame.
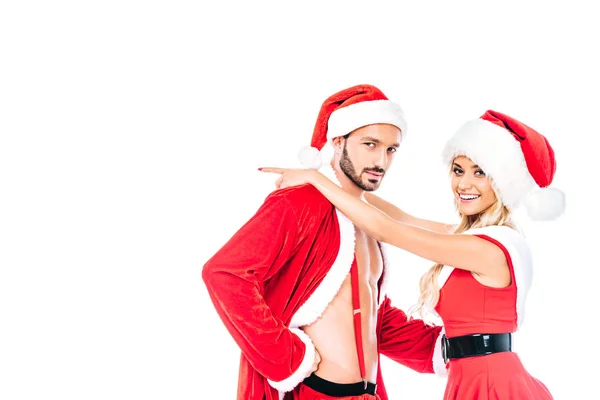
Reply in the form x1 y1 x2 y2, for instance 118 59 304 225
267 327 316 393
432 328 448 377
289 164 356 328
328 99 407 139
461 225 533 328
442 119 537 210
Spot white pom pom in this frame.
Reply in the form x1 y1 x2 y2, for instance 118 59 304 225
298 146 322 169
524 187 566 220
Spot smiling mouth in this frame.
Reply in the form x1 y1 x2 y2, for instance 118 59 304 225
458 192 481 201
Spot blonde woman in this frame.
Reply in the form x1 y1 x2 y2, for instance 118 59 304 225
261 110 562 399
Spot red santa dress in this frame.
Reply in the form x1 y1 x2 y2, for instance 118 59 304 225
434 225 553 399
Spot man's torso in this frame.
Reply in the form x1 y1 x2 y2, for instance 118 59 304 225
303 227 383 383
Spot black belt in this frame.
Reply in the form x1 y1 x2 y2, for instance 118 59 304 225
442 333 512 363
303 373 377 397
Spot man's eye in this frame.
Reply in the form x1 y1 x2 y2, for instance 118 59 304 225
388 148 397 153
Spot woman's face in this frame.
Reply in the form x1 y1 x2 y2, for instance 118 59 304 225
451 156 497 216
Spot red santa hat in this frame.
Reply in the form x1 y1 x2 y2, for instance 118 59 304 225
442 110 565 220
299 84 407 169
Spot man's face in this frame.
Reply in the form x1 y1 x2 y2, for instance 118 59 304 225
336 124 401 191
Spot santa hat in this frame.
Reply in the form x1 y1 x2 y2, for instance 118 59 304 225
299 84 407 169
442 110 565 220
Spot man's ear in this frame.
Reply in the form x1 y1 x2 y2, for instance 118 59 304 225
332 136 344 154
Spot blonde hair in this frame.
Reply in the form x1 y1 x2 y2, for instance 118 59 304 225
409 162 516 323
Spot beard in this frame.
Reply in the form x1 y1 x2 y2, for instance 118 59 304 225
339 141 386 192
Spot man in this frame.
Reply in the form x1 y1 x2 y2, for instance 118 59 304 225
202 84 446 400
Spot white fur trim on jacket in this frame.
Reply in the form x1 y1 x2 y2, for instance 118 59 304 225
267 327 316 393
432 328 448 377
328 99 407 139
377 242 392 307
289 164 356 328
442 119 537 210
438 226 533 328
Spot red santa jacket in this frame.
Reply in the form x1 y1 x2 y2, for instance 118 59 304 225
203 176 444 400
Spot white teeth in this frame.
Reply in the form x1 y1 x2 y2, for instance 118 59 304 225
459 194 480 200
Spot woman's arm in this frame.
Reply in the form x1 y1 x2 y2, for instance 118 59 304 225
364 192 454 234
261 167 506 277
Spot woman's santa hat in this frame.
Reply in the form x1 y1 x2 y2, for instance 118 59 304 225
299 84 407 170
442 110 565 220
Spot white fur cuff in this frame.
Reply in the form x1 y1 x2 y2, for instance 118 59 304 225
432 328 448 377
267 328 317 393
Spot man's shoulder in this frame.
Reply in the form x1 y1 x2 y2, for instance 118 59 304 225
266 184 333 213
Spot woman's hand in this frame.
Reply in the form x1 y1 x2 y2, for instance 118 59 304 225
259 167 318 190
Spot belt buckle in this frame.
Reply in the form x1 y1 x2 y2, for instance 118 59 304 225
362 379 376 395
441 334 448 364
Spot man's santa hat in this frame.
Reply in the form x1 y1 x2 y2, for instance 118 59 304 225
299 84 407 169
442 110 565 220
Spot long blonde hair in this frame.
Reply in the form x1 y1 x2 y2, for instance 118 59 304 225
409 164 516 322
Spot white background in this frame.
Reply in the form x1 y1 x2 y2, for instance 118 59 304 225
1 1 598 399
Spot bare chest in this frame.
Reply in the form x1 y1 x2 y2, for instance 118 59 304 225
354 228 383 287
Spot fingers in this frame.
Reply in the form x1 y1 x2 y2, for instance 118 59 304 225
275 176 283 189
258 167 285 174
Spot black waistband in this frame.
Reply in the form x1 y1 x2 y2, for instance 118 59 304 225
303 373 377 397
442 333 512 363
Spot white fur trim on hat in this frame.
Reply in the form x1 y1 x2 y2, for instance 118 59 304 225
524 187 566 220
442 119 537 210
327 99 407 140
299 141 335 170
298 146 322 169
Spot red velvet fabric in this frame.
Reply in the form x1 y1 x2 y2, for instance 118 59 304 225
435 233 552 399
481 110 556 188
311 84 388 150
203 185 441 400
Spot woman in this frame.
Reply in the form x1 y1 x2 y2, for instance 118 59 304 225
261 110 563 399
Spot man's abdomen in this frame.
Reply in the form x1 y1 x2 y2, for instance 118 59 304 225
302 275 379 383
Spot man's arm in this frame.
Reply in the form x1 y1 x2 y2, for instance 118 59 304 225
202 193 317 392
378 297 447 375
365 193 454 234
